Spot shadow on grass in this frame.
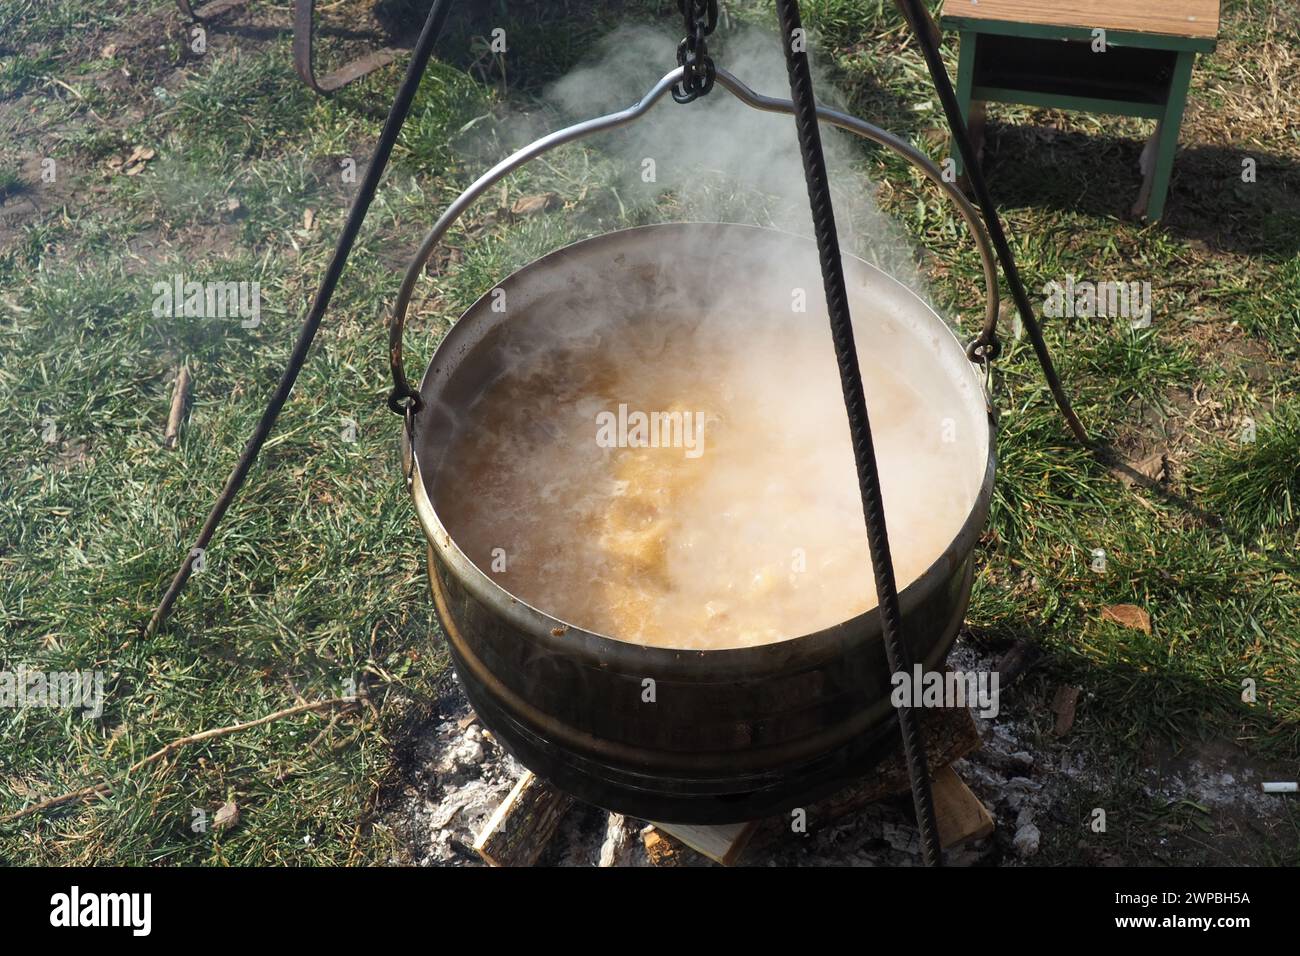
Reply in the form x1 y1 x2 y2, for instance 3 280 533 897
976 122 1300 258
1092 444 1300 569
964 619 1299 767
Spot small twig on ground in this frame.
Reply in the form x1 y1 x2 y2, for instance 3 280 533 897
164 365 191 448
46 76 108 125
47 76 85 100
0 697 357 825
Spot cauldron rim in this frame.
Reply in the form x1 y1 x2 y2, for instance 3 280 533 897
404 221 995 670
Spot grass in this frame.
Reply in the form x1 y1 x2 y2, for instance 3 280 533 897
0 165 22 199
0 0 1298 865
1192 399 1300 534
0 52 53 98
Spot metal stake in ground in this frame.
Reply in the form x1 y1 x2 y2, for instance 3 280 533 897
145 0 456 637
774 0 942 866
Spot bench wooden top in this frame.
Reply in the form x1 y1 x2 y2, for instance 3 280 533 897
941 0 1220 40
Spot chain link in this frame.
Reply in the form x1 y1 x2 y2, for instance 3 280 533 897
672 0 719 103
965 332 1002 364
403 401 419 485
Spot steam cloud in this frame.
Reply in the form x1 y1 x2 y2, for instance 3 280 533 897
542 23 931 296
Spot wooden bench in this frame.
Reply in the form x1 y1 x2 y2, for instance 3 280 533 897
940 0 1220 220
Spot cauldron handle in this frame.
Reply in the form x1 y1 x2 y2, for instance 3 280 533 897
387 64 1001 419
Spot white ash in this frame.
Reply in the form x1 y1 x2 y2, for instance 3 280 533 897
392 705 525 867
598 813 648 867
947 640 1294 865
1012 806 1042 859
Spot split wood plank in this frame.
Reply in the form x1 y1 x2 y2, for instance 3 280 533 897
932 764 995 848
647 819 758 867
472 771 574 867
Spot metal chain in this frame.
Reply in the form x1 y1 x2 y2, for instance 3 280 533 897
966 328 1002 364
966 337 1002 412
403 403 419 486
672 0 719 103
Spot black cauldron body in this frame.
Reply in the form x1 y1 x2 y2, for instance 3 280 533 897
405 223 994 823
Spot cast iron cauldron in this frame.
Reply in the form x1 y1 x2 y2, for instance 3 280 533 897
391 68 999 824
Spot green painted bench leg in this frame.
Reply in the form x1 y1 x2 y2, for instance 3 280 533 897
952 30 978 177
1144 50 1196 221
